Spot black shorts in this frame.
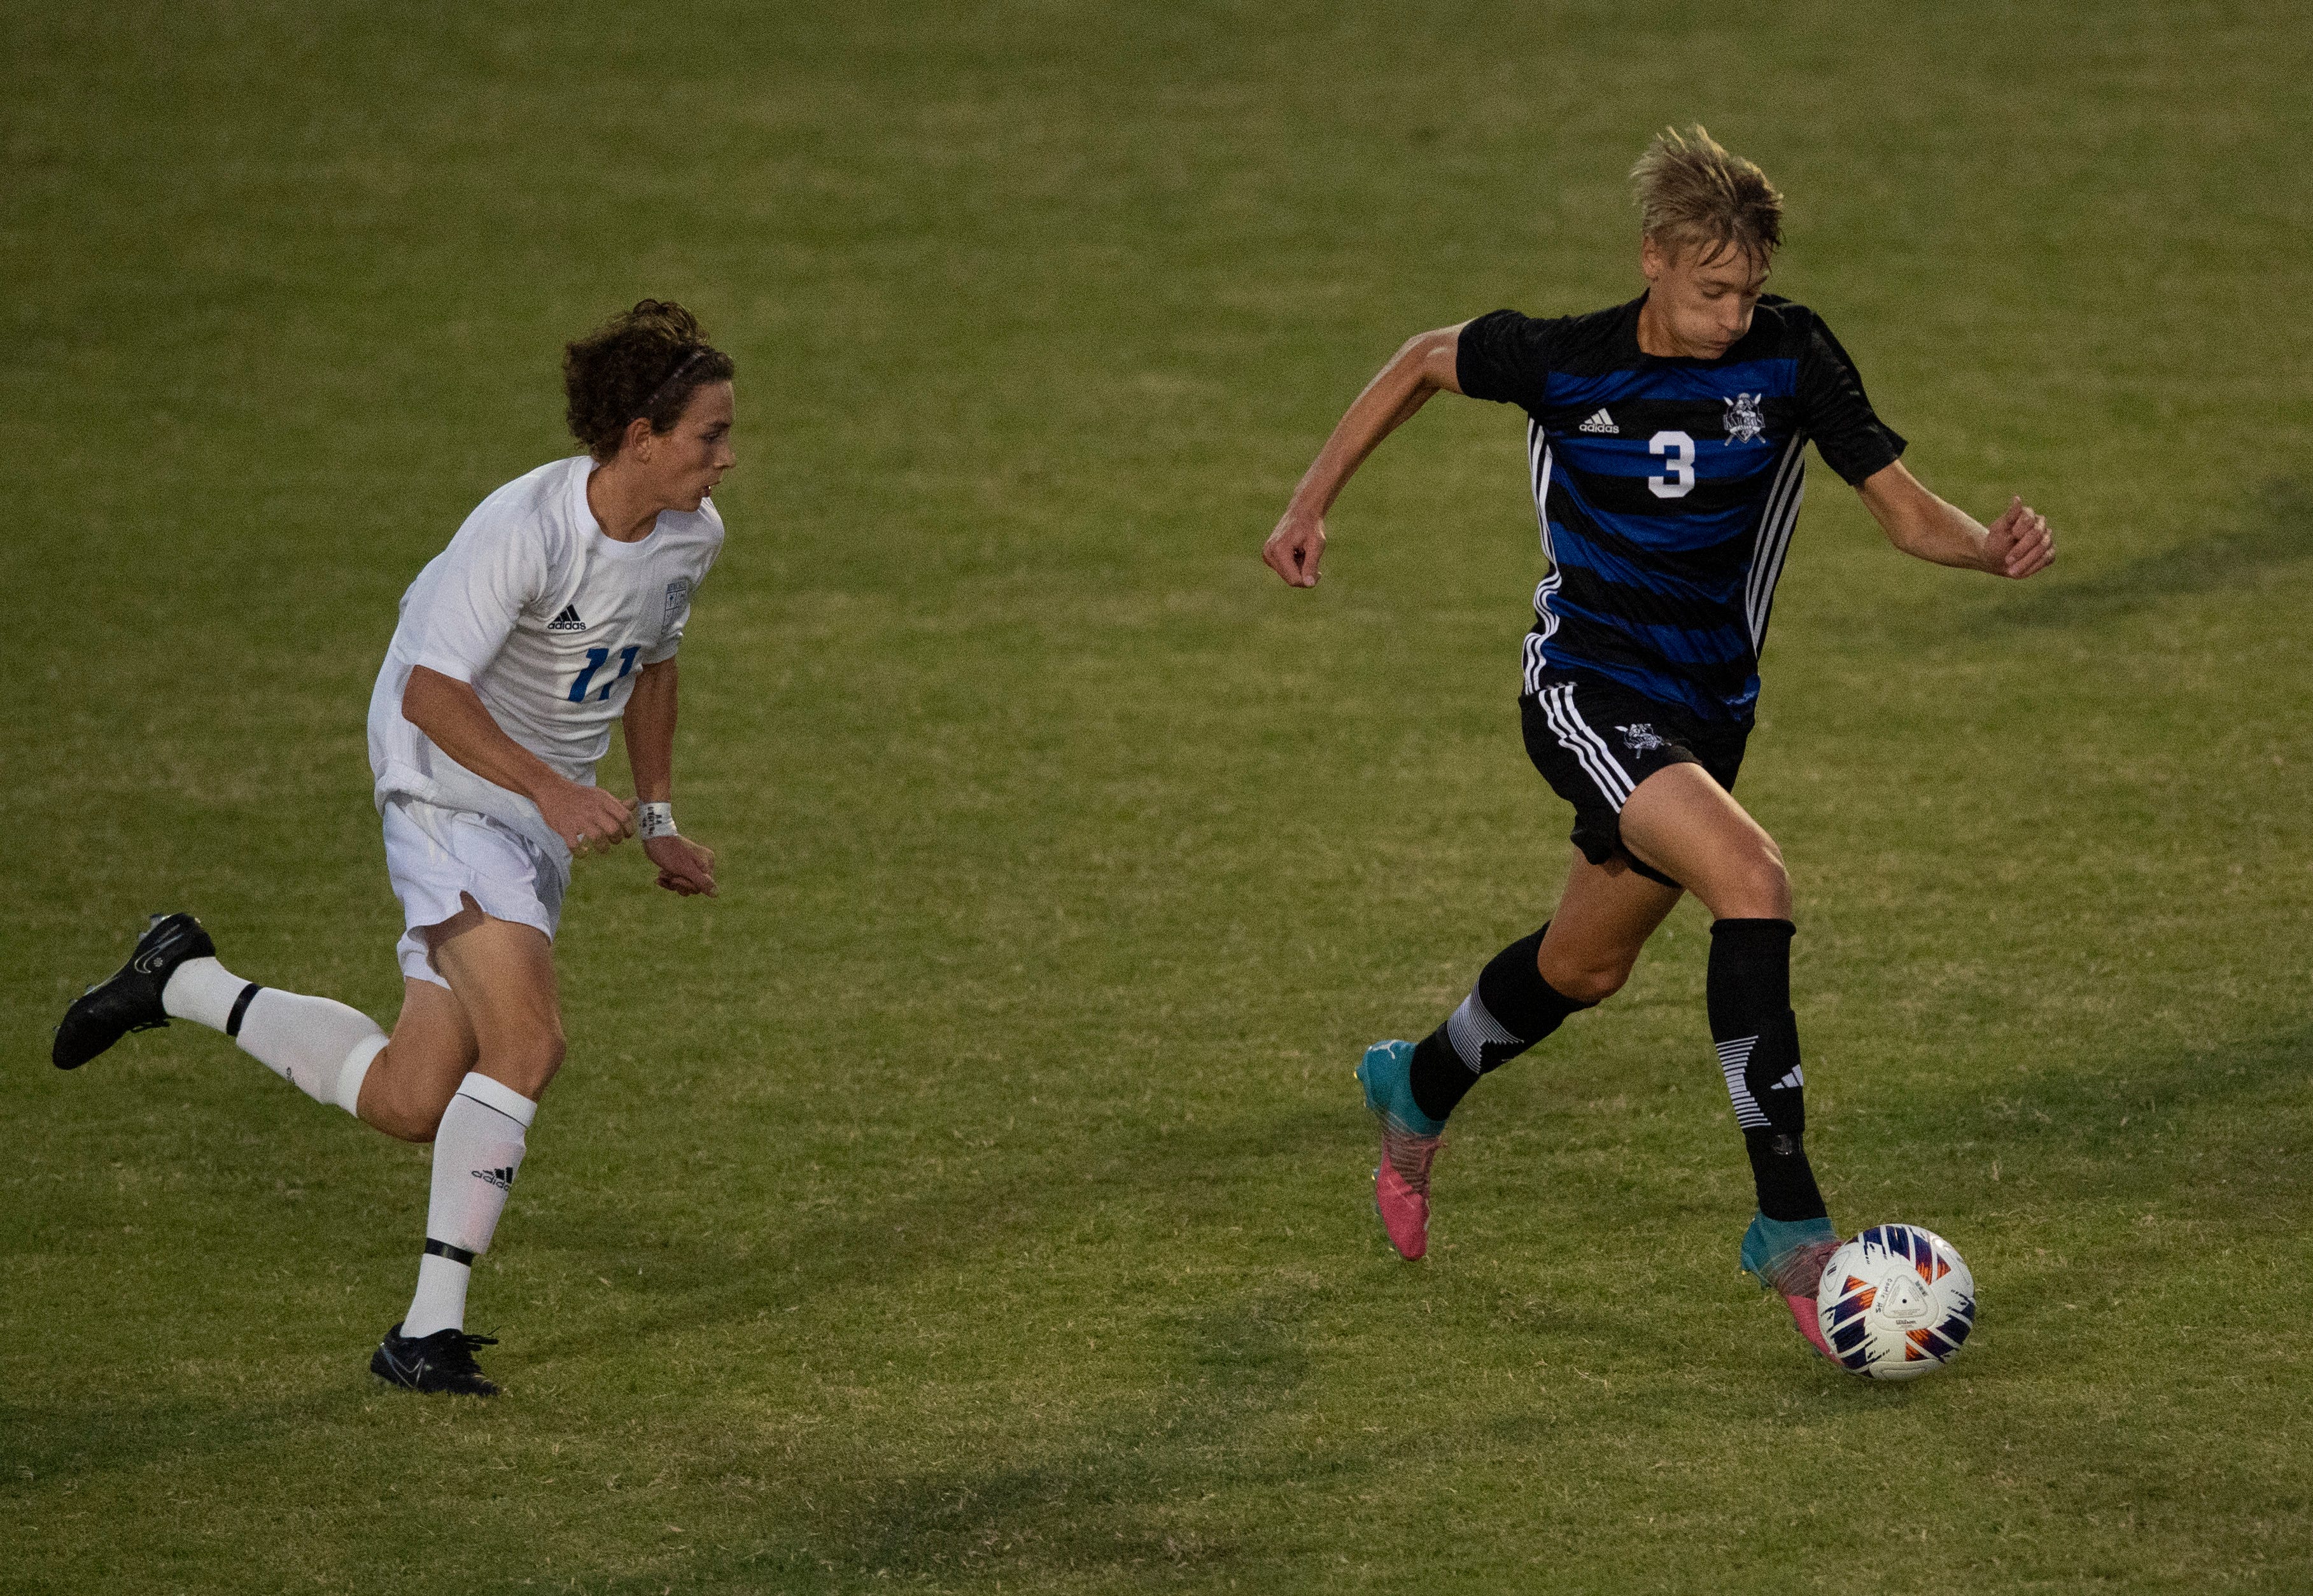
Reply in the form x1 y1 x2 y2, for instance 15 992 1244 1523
1518 666 1750 888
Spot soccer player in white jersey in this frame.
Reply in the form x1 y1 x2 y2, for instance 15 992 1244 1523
53 300 735 1396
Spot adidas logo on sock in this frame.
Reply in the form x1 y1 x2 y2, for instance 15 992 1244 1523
1766 1067 1804 1091
1578 409 1619 435
547 605 586 633
472 1166 516 1191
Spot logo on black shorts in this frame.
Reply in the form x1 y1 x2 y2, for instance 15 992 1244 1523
1617 722 1669 754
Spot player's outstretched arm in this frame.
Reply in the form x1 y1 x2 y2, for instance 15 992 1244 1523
621 658 717 898
404 666 637 855
1263 325 1467 588
1856 460 2055 578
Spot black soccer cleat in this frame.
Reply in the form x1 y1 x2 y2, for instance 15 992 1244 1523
370 1323 502 1397
52 911 216 1070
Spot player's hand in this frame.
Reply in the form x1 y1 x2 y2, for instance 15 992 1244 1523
539 781 636 858
1263 507 1327 588
1983 495 2055 579
644 834 717 897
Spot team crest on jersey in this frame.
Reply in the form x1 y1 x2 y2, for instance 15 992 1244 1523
663 577 692 629
1723 392 1767 444
1617 722 1669 754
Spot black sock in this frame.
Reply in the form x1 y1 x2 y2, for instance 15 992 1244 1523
1407 925 1595 1123
1707 918 1827 1222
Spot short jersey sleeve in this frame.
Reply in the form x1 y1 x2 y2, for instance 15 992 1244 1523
643 508 721 666
1796 313 1906 486
1455 309 1564 409
641 575 696 666
404 515 550 683
641 599 688 666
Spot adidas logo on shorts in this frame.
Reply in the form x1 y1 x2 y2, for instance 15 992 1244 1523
547 605 586 633
1578 409 1619 435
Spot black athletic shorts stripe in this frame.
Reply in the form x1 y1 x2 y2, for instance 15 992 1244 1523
1519 666 1748 888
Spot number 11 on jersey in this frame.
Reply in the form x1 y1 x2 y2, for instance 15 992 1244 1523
568 644 639 703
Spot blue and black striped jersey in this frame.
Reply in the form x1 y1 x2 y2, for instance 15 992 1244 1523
1458 294 1905 723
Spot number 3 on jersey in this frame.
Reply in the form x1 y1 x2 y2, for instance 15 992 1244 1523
1648 430 1696 498
568 644 639 703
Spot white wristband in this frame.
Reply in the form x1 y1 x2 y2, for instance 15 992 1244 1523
638 801 677 840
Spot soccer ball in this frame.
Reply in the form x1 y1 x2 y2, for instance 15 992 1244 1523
1815 1224 1976 1380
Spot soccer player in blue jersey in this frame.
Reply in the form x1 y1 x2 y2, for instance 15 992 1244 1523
1262 127 2053 1356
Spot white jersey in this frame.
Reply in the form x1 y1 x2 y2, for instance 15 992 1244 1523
368 455 724 854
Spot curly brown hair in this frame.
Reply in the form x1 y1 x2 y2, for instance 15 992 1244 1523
563 300 736 460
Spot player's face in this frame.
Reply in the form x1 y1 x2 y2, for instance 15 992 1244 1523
1641 236 1769 360
644 381 736 512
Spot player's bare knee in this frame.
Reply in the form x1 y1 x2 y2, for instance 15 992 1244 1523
488 1032 565 1097
1552 959 1631 1005
1724 840 1790 918
1535 942 1635 1005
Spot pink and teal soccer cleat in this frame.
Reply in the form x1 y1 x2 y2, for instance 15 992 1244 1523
1741 1211 1841 1359
1356 1040 1445 1261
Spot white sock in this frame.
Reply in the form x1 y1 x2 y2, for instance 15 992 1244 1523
405 1252 471 1341
235 990 388 1114
161 956 250 1031
404 1072 537 1338
163 959 386 1116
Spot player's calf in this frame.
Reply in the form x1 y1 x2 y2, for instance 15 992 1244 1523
1707 917 1841 1355
1405 922 1597 1123
398 1070 539 1346
1708 918 1824 1222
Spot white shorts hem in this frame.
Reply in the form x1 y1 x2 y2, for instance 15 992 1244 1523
384 797 568 988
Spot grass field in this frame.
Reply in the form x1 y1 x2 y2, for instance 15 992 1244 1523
7 3 2313 1590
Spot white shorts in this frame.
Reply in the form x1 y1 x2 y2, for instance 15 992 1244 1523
382 797 570 988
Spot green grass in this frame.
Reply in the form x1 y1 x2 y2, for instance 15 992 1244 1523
6 2 2313 1590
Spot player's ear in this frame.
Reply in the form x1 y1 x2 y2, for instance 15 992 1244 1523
1640 234 1666 284
622 414 656 461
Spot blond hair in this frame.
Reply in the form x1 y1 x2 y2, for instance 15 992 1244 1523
1629 125 1783 264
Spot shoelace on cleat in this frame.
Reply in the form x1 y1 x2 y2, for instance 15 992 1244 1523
418 1330 499 1373
1377 1117 1442 1196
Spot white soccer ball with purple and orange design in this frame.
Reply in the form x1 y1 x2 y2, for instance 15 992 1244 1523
1815 1224 1976 1380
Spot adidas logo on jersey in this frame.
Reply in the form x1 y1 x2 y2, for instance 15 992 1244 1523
547 605 586 633
1578 409 1619 435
